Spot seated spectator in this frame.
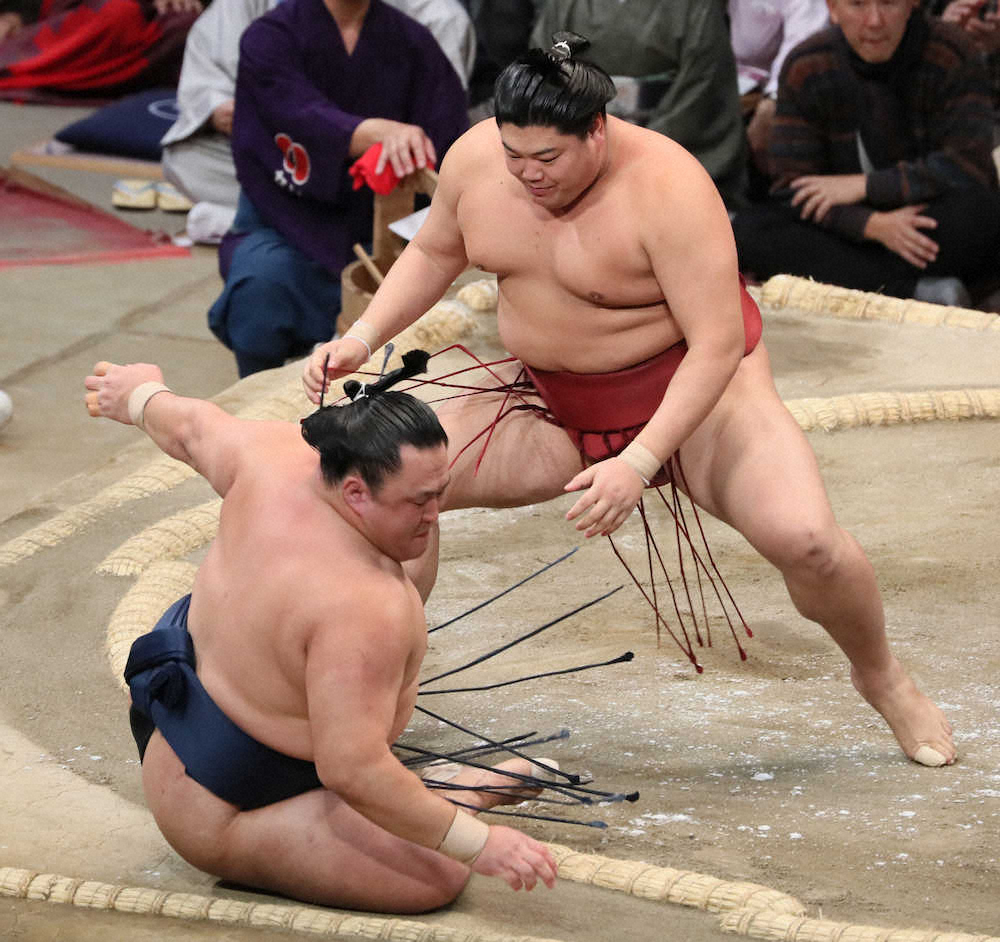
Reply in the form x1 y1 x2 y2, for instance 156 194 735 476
160 0 277 235
732 0 1000 307
727 0 829 199
161 0 474 239
531 0 749 210
206 0 468 377
393 0 476 91
461 0 536 114
0 0 202 103
926 0 1000 138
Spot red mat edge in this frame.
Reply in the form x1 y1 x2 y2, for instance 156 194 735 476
0 244 191 267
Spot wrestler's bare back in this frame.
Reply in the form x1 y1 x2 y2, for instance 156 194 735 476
185 421 425 759
450 116 740 373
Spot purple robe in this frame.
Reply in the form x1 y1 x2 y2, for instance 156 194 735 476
231 0 468 274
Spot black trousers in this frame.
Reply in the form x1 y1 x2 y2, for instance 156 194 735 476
732 186 1000 298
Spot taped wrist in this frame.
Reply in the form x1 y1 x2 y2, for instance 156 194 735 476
437 808 489 864
618 440 662 487
127 382 171 431
342 319 377 360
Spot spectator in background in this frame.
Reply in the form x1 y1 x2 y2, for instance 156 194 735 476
530 0 749 211
161 0 279 225
161 0 474 242
461 0 537 113
393 0 476 90
0 0 201 103
926 0 1000 138
206 0 468 377
732 0 1000 307
728 0 829 199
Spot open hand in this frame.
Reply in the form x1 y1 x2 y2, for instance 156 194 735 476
564 457 646 538
353 118 436 179
790 174 867 222
85 361 164 424
471 826 557 891
864 205 939 268
375 121 436 178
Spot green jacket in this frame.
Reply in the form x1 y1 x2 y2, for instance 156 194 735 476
531 0 748 209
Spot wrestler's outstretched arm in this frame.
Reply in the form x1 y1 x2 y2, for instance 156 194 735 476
84 361 250 498
303 138 471 402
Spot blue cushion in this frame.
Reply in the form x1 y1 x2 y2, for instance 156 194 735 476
54 88 179 161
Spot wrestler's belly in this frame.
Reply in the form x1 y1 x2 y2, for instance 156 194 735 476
495 295 683 373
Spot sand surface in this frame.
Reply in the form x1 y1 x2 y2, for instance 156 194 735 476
2 99 999 942
3 286 1000 942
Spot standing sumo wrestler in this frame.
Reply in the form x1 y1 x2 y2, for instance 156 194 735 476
305 32 956 770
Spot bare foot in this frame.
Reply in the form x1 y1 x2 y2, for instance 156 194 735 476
851 658 956 766
426 758 558 812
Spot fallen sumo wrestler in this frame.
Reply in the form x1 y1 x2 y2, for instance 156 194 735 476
125 551 640 822
87 348 642 909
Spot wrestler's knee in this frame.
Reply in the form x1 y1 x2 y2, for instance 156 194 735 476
765 518 847 583
150 811 231 877
396 862 470 913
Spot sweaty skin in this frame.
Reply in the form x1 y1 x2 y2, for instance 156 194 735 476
304 112 956 770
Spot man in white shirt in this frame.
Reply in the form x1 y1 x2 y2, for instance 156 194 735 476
728 0 829 189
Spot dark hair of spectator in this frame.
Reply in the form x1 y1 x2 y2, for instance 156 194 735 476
494 31 616 138
301 392 448 491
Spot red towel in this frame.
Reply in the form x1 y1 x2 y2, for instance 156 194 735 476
349 143 434 195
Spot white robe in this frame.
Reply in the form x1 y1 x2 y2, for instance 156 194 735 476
727 0 828 98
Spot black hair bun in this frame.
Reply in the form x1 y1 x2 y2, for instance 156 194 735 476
549 31 590 61
340 348 432 403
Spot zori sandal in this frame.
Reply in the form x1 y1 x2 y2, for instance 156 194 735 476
155 182 194 213
111 178 157 210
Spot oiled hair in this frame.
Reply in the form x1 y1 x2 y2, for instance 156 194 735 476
494 31 616 138
301 391 447 491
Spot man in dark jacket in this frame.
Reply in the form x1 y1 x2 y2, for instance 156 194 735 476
732 0 1000 305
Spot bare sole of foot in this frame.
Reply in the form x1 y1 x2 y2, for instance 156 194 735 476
424 757 559 811
851 660 956 766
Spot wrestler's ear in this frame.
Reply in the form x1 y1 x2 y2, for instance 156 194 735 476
341 475 373 515
588 113 605 143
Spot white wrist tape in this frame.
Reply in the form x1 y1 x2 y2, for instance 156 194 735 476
343 319 377 361
437 809 489 864
618 440 662 487
127 382 171 431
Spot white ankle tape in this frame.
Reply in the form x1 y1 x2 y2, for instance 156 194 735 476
127 382 171 431
618 440 661 486
343 319 377 360
437 809 489 864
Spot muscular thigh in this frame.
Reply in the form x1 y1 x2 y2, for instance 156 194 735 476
435 363 585 511
141 731 241 871
677 343 838 560
141 732 467 911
